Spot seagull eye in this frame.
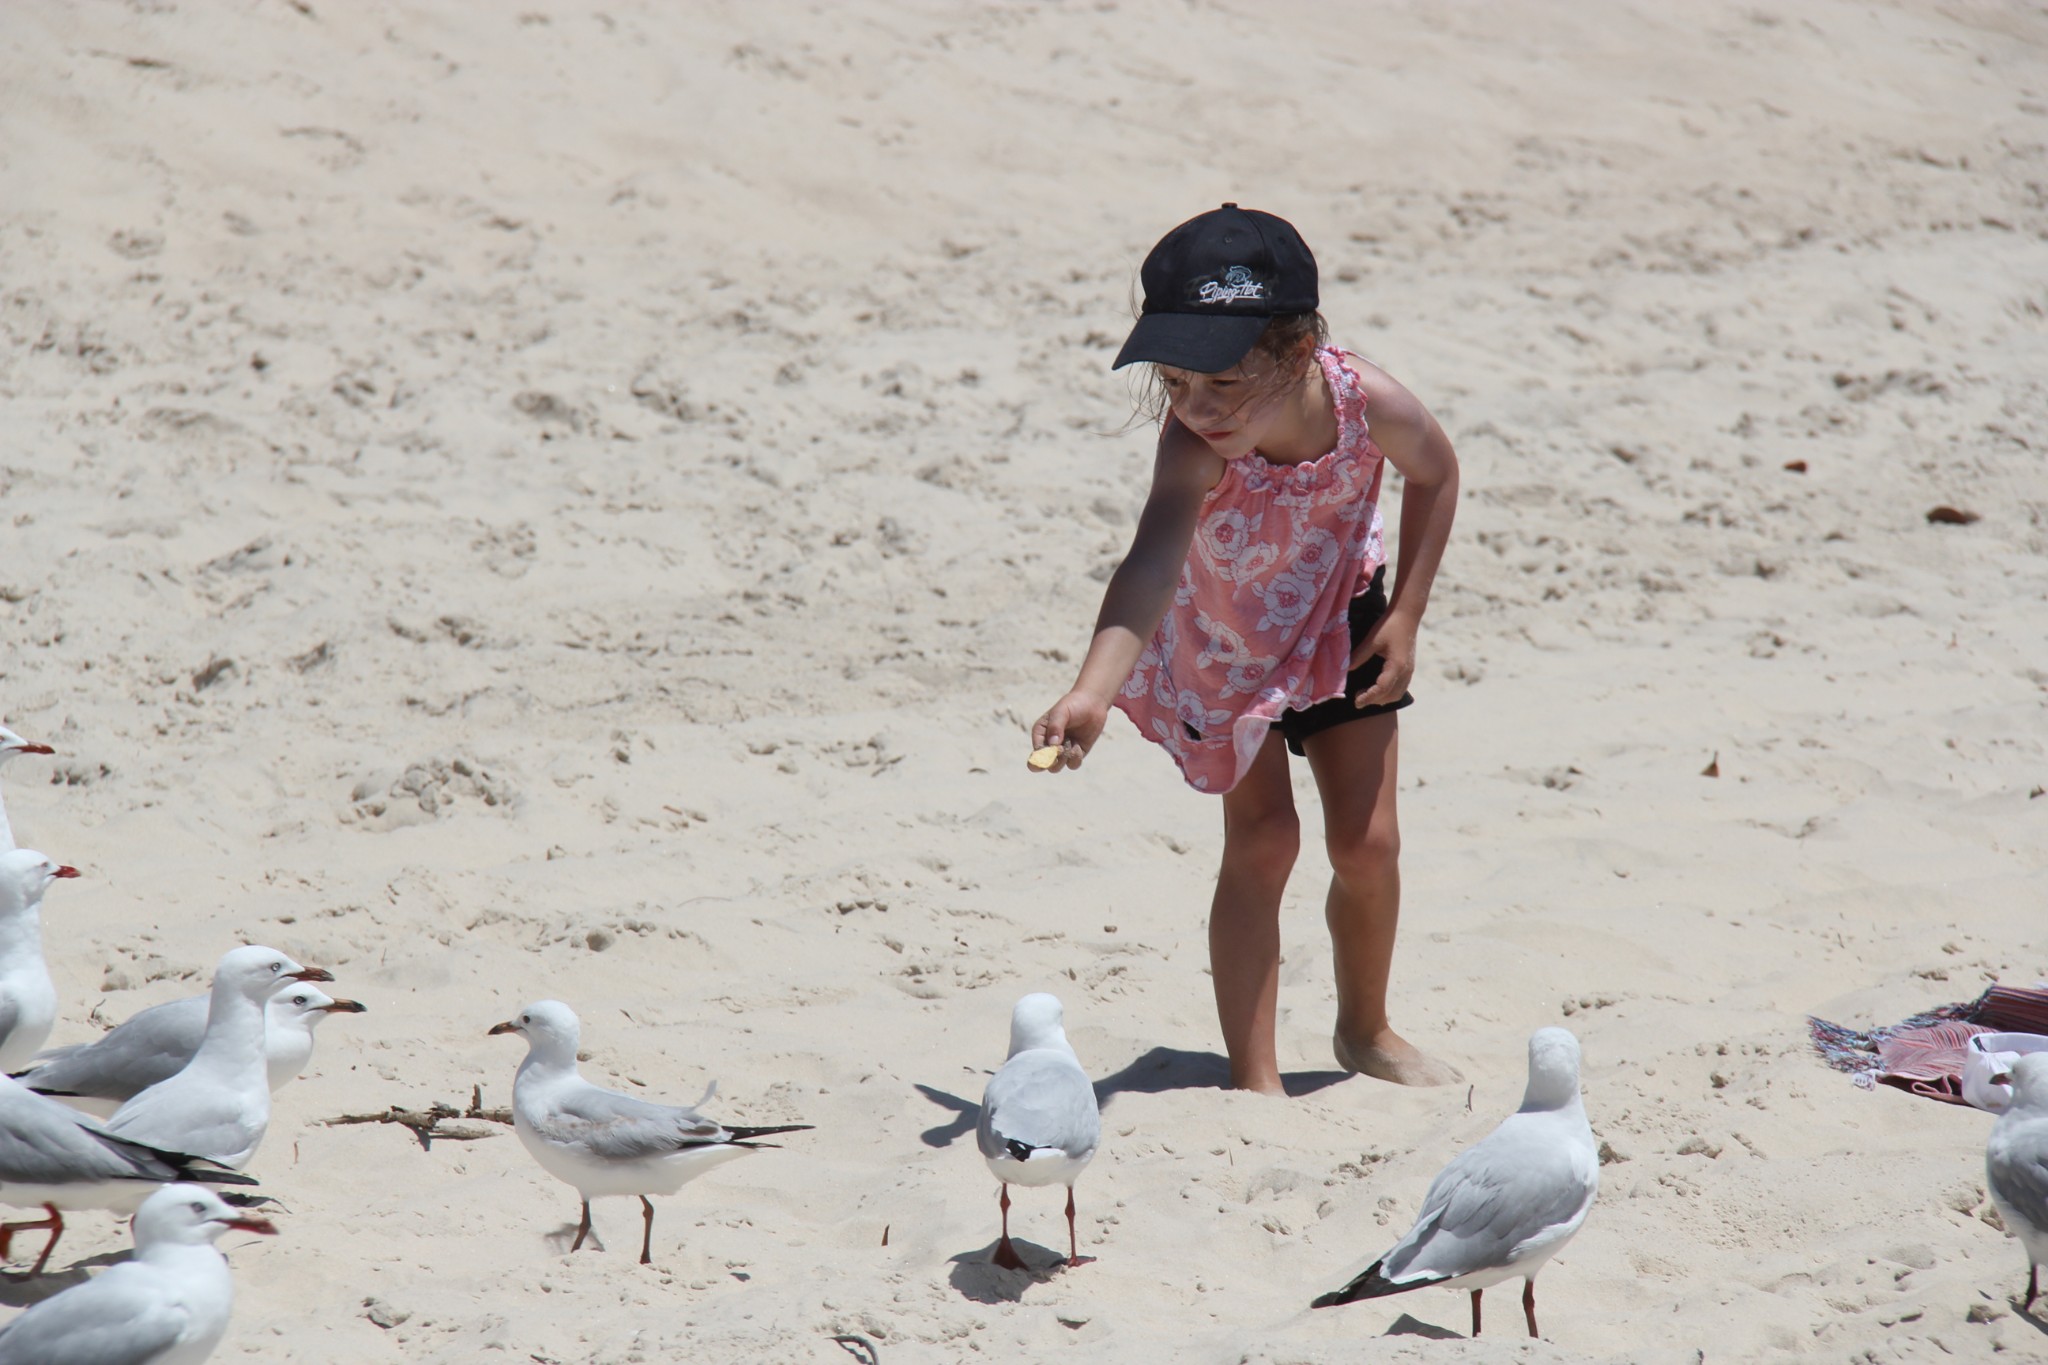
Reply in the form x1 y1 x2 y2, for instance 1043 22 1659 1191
292 994 309 1006
189 1201 206 1215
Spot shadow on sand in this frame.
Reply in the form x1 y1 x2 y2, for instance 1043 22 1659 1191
914 1047 1353 1149
946 1241 1073 1303
1381 1311 1464 1340
1092 1046 1351 1101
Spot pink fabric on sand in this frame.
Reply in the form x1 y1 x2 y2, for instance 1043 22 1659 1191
1114 347 1388 793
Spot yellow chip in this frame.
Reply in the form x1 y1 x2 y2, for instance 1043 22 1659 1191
1027 745 1061 771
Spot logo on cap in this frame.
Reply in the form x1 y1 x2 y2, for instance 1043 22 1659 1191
1196 265 1266 305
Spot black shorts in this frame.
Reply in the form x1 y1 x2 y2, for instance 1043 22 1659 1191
1276 565 1414 756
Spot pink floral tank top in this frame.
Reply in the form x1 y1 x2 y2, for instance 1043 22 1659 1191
1114 347 1387 793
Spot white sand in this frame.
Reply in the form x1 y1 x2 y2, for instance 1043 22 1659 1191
2 1 2045 1359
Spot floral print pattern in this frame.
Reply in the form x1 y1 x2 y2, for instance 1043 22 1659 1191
1114 348 1389 792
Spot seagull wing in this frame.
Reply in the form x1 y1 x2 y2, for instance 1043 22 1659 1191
0 1083 182 1185
1987 1114 2048 1241
105 1081 256 1167
0 1265 187 1365
1378 1115 1596 1287
529 1080 731 1162
22 998 203 1100
978 1050 1099 1162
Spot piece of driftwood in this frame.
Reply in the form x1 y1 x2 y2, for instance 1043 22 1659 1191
321 1084 514 1151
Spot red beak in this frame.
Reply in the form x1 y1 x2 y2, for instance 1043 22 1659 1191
319 999 368 1014
225 1216 279 1236
286 967 334 983
53 866 81 879
17 744 54 756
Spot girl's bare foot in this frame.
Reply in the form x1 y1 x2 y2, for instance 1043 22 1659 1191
1334 1029 1463 1086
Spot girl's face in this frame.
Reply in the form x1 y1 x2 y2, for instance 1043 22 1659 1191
1157 349 1303 460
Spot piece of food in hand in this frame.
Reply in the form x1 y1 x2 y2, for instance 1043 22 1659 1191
1027 746 1062 771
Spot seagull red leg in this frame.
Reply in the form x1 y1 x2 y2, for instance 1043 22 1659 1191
638 1196 655 1266
570 1199 593 1252
991 1185 1026 1270
1062 1186 1093 1267
1523 1278 1539 1338
1470 1288 1483 1337
0 1206 62 1277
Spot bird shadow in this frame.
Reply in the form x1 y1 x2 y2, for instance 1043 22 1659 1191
1092 1046 1352 1103
0 1251 119 1308
913 1084 979 1149
1382 1312 1463 1340
2013 1298 2047 1337
541 1223 604 1256
945 1242 1070 1302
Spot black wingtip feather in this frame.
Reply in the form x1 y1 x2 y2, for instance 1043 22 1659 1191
1311 1260 1433 1309
721 1123 814 1142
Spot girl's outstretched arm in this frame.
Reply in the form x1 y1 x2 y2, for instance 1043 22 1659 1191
1031 420 1219 771
1348 363 1460 706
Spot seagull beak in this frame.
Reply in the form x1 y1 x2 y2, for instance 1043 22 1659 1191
319 999 368 1014
286 967 334 983
53 866 82 879
225 1216 279 1236
487 1021 520 1036
18 744 54 756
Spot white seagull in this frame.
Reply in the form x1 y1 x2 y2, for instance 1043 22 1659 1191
976 992 1100 1270
489 999 811 1265
0 1074 259 1276
0 849 80 1072
1986 1051 2048 1314
23 982 367 1119
1312 1026 1599 1339
0 1183 276 1365
104 947 332 1170
0 729 54 854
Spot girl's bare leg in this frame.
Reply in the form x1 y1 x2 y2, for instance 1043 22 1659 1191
1301 714 1461 1085
1209 731 1300 1094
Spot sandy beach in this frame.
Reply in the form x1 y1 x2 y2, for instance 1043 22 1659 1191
2 1 2046 1359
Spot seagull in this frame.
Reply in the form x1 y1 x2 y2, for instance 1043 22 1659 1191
976 992 1100 1270
103 947 332 1170
22 982 367 1119
489 1000 811 1265
0 1075 259 1276
1986 1051 2048 1313
0 729 54 854
1312 1026 1599 1339
0 1182 276 1364
0 850 80 1072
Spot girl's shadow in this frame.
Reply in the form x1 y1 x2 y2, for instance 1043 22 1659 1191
916 1047 1350 1148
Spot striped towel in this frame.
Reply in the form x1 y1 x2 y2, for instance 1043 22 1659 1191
1808 984 2048 1105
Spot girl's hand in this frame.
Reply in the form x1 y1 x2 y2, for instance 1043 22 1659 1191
1350 609 1419 708
1031 690 1109 772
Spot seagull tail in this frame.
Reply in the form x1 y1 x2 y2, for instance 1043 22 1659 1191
1311 1259 1439 1308
722 1123 814 1146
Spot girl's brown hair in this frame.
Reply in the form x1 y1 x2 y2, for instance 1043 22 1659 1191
1127 311 1330 428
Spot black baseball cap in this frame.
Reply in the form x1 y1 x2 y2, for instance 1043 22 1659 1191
1112 203 1319 373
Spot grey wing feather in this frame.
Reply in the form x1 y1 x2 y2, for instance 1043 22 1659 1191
978 1052 1099 1160
532 1084 730 1162
24 998 204 1099
1382 1122 1594 1283
104 1085 253 1165
1987 1123 2048 1234
0 1090 180 1184
0 1268 185 1365
0 996 21 1057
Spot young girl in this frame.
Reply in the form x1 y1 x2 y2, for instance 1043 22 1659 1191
1031 204 1462 1095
